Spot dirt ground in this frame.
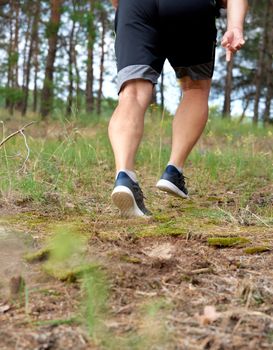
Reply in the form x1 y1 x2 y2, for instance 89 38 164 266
1 197 273 350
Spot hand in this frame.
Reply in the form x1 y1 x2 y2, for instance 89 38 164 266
111 0 118 9
221 27 245 62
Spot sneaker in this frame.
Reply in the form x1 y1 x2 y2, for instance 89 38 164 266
156 165 189 198
111 172 152 217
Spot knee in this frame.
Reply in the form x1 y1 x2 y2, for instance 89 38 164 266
119 80 153 110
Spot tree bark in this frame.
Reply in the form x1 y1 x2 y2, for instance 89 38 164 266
22 1 40 115
5 5 13 112
66 17 75 116
6 0 20 115
40 0 63 119
96 8 106 116
86 0 96 113
263 0 273 124
32 11 40 113
253 3 269 124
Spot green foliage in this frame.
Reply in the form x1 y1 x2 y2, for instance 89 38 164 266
7 51 19 66
0 86 23 104
82 270 109 338
45 21 61 38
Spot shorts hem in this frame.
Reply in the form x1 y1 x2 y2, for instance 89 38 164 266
174 61 215 81
117 65 160 93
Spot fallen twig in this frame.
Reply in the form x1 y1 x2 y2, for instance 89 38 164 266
217 207 238 224
0 121 35 148
245 206 270 228
16 130 30 173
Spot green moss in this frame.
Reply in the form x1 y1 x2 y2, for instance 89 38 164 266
153 214 172 223
181 274 192 282
244 246 271 255
207 237 251 248
137 223 187 238
156 224 186 236
43 263 101 282
24 247 50 263
120 254 142 264
33 317 80 327
37 288 62 297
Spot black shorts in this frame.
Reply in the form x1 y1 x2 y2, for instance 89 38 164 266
115 0 218 92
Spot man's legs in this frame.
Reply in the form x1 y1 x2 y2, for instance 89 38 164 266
108 80 154 172
157 77 211 198
169 77 211 168
109 79 154 217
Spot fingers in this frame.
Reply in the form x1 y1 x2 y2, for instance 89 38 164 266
222 34 245 62
221 29 246 59
234 39 245 50
221 32 233 48
226 49 233 62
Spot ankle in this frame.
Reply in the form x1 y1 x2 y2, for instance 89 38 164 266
167 162 183 173
116 169 137 182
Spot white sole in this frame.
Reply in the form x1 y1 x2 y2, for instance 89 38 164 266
156 179 189 199
111 186 146 218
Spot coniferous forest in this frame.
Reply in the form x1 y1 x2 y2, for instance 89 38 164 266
0 0 272 123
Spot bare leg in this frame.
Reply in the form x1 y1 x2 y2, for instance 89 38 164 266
169 77 211 168
108 80 153 172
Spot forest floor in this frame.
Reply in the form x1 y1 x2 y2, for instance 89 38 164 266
0 112 273 349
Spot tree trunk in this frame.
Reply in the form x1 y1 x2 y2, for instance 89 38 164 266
32 11 40 113
66 18 75 116
253 4 269 124
22 1 40 116
222 59 233 117
6 0 20 115
263 0 273 124
13 0 19 90
74 34 81 112
40 0 62 119
5 5 13 112
96 8 106 116
86 0 96 113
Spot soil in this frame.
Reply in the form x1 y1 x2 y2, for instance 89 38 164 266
1 205 273 350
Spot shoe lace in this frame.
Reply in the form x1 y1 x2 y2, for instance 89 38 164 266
132 182 151 215
174 172 187 186
132 183 145 202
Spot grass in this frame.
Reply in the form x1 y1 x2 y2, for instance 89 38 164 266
1 109 273 218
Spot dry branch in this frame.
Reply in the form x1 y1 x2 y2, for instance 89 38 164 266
0 121 35 149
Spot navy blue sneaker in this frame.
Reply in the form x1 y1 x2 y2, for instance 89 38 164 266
156 165 189 199
111 172 152 217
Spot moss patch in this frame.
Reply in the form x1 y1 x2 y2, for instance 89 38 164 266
137 223 187 238
120 254 142 264
207 237 251 248
24 247 50 263
244 246 271 255
43 263 101 282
